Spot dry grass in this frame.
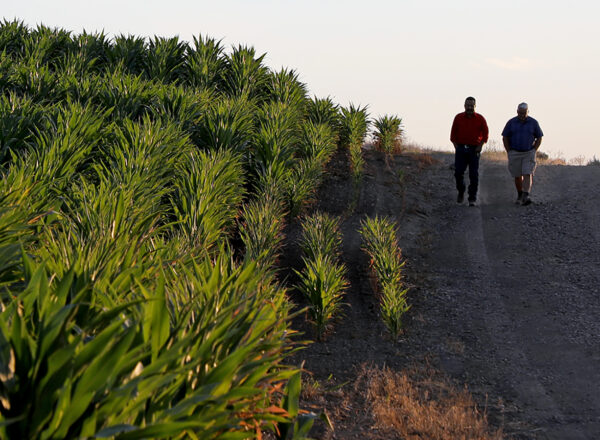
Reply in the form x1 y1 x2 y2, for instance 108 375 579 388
414 152 439 169
358 364 503 440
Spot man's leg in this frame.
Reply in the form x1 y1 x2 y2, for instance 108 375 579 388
467 150 480 202
521 174 533 205
514 176 523 192
522 174 532 193
454 148 468 202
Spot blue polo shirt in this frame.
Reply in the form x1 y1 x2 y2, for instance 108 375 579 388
501 116 543 151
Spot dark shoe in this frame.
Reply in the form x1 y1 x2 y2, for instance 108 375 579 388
457 192 464 203
468 199 477 207
521 196 532 206
515 192 523 204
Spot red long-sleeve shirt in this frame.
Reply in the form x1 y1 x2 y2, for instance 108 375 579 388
450 112 489 146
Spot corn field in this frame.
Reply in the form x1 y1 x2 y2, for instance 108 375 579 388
0 19 351 439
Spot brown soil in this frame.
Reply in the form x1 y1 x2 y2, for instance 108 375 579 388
280 147 600 439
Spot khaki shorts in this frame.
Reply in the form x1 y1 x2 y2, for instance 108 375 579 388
508 149 537 177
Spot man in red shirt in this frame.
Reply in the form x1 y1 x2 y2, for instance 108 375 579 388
450 97 489 206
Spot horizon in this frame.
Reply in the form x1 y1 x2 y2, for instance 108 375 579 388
3 1 599 161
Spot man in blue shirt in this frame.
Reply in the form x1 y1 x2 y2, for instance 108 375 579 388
502 103 544 205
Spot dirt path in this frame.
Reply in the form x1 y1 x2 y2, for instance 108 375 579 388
421 158 600 439
284 149 600 439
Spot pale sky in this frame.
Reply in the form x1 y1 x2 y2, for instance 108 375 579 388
3 0 599 161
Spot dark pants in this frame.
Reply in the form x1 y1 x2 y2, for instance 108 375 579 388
454 144 480 201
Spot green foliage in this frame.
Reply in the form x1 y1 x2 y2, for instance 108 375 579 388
0 193 34 288
108 34 147 76
195 95 255 151
11 61 62 103
23 24 73 71
373 114 403 154
298 212 343 262
339 103 369 149
145 36 188 84
171 149 245 253
0 253 298 439
305 96 341 141
0 92 48 165
297 121 337 164
267 68 308 111
294 254 347 340
71 30 111 74
0 19 29 59
379 283 410 340
239 196 286 270
0 19 357 436
359 216 409 339
359 216 402 287
251 101 298 186
296 213 347 339
185 34 226 90
285 157 323 218
94 69 157 121
340 104 370 179
222 45 270 100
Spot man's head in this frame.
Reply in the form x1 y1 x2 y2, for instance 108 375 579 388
517 102 529 121
464 97 476 115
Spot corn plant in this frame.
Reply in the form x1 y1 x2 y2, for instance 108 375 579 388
94 69 158 121
294 255 347 340
0 19 29 60
305 96 341 143
35 180 164 299
238 195 286 270
297 121 337 165
380 282 410 340
150 82 213 129
359 216 409 339
72 30 111 74
0 253 301 439
107 34 147 76
194 95 255 152
23 24 73 71
0 20 364 436
0 193 34 288
0 92 49 165
296 212 347 339
298 211 343 262
145 35 188 84
285 157 322 218
267 67 308 112
373 114 403 154
0 102 106 222
359 216 402 288
339 103 369 149
340 104 369 179
185 34 227 90
171 149 245 253
222 45 270 101
11 61 62 103
253 101 299 169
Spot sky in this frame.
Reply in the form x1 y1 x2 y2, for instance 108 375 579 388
3 0 599 161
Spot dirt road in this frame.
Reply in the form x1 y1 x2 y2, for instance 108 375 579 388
285 149 600 439
419 156 600 439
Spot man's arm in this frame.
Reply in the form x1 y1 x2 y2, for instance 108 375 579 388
502 136 511 152
450 115 459 149
477 116 489 152
533 137 542 150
